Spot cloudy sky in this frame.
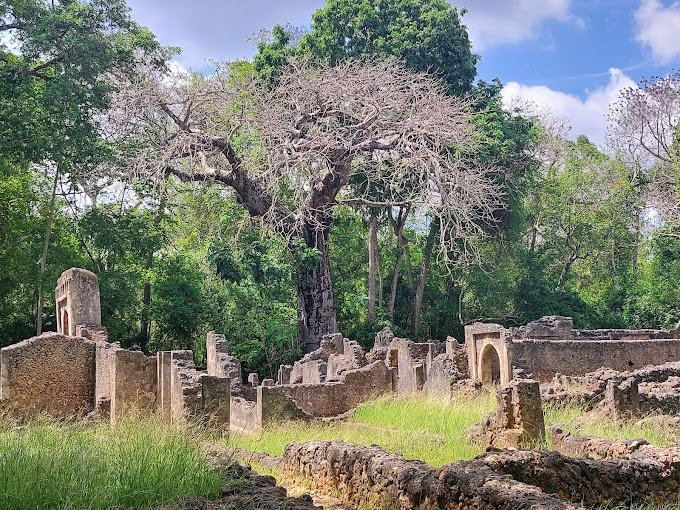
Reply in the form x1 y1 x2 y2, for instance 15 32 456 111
126 0 680 148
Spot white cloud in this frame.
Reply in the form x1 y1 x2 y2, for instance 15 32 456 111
126 0 325 70
462 0 582 51
501 68 637 147
634 0 680 64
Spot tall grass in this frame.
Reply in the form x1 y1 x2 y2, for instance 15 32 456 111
0 415 224 510
229 392 496 467
544 399 680 447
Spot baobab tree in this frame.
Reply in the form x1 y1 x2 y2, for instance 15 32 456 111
107 59 504 352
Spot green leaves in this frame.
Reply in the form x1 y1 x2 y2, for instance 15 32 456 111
299 0 477 95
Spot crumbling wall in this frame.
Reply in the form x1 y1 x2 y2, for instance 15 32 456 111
201 375 230 430
257 386 310 427
110 349 157 421
168 351 203 422
469 379 545 449
281 440 583 510
512 338 680 381
478 447 680 508
281 361 394 417
206 331 242 386
230 397 257 431
0 333 96 418
423 338 468 396
466 316 680 383
288 333 367 385
94 341 121 416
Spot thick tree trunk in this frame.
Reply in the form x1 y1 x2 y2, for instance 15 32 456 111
411 218 439 338
296 225 338 353
368 213 378 323
36 168 59 336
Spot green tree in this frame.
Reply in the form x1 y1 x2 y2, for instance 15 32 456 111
299 0 478 95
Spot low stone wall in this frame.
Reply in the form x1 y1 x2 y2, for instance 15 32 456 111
281 361 394 417
478 446 680 507
0 333 96 418
551 428 649 460
280 440 583 510
512 339 680 381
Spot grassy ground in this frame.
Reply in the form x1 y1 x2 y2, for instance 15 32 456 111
0 414 224 510
228 391 497 467
544 399 680 447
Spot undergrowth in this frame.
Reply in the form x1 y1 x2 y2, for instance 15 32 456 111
229 392 496 467
0 414 225 510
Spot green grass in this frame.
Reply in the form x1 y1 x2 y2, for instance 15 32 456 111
544 399 680 447
229 392 496 467
0 414 225 510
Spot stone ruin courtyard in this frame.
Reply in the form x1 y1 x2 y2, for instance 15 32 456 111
7 269 680 508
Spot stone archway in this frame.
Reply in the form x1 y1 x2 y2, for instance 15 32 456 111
62 310 70 337
480 344 501 384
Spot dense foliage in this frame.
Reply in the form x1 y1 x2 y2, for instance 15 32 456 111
2 0 680 377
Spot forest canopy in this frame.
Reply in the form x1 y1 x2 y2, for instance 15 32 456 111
2 0 680 377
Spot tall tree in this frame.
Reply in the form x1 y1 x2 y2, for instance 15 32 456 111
299 0 478 95
110 60 502 352
1 0 165 333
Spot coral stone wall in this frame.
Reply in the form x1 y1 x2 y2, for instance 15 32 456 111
281 441 582 510
513 339 680 381
281 361 394 417
230 396 257 431
0 333 96 418
110 349 157 421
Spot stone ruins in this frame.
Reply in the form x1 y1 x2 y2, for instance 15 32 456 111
5 269 680 435
8 268 680 508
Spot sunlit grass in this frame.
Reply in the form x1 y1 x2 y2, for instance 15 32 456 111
229 391 496 467
544 398 680 447
0 414 225 510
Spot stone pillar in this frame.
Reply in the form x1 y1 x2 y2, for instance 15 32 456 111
473 378 545 449
277 365 292 385
605 377 640 417
55 268 101 337
201 375 230 430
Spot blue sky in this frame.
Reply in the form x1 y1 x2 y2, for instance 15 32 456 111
126 0 680 148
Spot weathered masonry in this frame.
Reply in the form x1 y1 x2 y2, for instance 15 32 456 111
1 268 231 426
465 316 680 382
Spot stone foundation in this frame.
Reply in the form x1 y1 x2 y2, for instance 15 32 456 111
281 440 583 510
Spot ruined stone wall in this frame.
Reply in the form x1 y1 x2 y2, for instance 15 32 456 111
110 349 157 421
0 333 96 418
257 386 310 427
281 441 582 510
168 351 203 423
94 341 120 415
280 361 394 417
206 331 242 387
230 396 257 431
512 339 680 381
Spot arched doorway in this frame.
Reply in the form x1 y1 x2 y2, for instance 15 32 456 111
480 344 501 384
62 310 70 337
